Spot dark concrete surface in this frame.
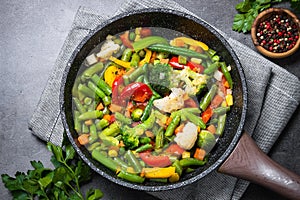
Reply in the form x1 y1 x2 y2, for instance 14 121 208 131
0 0 299 199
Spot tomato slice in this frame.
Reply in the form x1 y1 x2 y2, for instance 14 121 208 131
165 143 185 156
120 82 153 103
139 152 171 167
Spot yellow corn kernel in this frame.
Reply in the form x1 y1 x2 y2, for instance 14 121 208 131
225 94 233 106
108 149 118 157
182 151 190 159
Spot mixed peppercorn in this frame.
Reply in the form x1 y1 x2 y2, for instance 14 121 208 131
256 13 299 53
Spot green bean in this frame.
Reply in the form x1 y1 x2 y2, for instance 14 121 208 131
87 142 101 151
135 75 144 83
129 32 136 41
140 95 157 122
139 137 151 144
82 62 104 80
73 110 81 133
135 144 153 153
101 122 120 136
185 168 195 173
78 110 103 121
73 97 86 114
125 150 142 173
220 62 233 89
82 123 89 134
155 127 164 149
203 62 220 74
199 84 218 111
83 97 92 105
92 149 118 172
102 96 111 106
117 170 145 183
89 124 98 143
72 76 81 97
136 111 155 131
91 74 112 95
128 63 146 82
122 74 130 86
148 43 208 59
78 84 95 98
181 111 206 129
87 81 106 99
179 158 207 167
165 114 181 137
115 112 132 125
172 160 183 176
114 157 129 169
213 106 230 115
131 108 144 122
96 118 110 130
216 114 226 136
121 48 133 62
207 48 216 57
130 53 140 67
133 36 168 52
149 178 168 183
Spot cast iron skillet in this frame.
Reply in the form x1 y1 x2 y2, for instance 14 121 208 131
60 9 300 199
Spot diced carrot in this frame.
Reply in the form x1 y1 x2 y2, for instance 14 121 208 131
223 80 230 89
96 103 104 110
201 107 213 124
207 124 216 134
194 148 206 161
103 114 111 122
166 117 173 126
118 140 125 147
210 94 224 109
78 134 90 145
174 123 185 134
150 51 157 63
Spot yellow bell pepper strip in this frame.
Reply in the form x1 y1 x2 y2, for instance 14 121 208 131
109 56 132 69
172 37 209 51
139 49 152 66
104 65 125 87
143 166 176 179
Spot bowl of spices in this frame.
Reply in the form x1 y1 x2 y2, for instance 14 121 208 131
251 8 300 58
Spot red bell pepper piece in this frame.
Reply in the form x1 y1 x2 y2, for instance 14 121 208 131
120 31 133 49
139 152 172 167
169 57 185 69
120 82 153 103
187 62 204 73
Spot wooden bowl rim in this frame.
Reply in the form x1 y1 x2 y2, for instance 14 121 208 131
251 8 300 59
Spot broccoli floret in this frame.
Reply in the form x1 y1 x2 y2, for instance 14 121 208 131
197 130 216 152
122 132 139 149
148 63 172 96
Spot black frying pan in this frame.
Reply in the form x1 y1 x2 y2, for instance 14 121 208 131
60 9 300 199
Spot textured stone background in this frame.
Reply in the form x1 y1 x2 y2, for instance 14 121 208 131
1 0 299 199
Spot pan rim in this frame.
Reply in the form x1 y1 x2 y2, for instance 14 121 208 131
60 8 248 191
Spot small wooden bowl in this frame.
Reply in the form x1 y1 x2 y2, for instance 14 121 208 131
251 8 300 59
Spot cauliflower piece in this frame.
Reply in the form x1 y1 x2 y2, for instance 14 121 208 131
174 122 198 150
153 88 187 113
96 39 120 60
171 68 208 95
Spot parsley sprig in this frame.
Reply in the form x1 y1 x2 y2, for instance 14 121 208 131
1 139 103 200
232 0 300 33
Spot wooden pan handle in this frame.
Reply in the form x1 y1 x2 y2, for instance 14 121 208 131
218 131 300 199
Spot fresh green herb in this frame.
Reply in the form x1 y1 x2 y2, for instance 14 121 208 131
1 138 103 200
232 0 300 33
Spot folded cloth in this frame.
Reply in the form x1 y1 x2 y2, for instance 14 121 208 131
28 0 300 199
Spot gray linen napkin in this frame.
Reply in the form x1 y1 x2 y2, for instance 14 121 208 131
28 0 300 199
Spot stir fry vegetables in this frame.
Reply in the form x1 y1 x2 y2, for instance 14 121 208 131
72 27 234 183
